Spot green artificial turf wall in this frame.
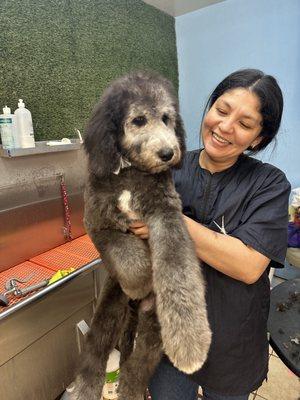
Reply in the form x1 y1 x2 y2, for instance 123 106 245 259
0 0 178 141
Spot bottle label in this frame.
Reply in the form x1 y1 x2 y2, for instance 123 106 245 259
102 368 120 399
0 120 15 149
0 118 12 124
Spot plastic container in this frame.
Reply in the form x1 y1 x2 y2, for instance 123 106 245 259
0 106 16 149
61 349 121 400
14 99 35 148
102 349 120 400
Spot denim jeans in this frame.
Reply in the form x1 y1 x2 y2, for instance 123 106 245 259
149 358 249 400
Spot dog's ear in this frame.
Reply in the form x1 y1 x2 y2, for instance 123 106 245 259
175 112 186 159
84 88 125 178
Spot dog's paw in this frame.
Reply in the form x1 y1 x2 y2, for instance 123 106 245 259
163 324 212 374
155 259 212 374
68 375 103 400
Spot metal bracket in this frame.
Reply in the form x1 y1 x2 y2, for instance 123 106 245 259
75 319 90 354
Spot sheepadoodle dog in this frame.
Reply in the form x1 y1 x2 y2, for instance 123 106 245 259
73 71 211 400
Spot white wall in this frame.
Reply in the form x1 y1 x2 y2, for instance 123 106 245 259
176 0 300 188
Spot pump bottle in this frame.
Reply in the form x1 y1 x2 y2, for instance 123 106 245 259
14 99 35 148
0 106 16 149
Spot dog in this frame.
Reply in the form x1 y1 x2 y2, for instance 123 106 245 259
73 71 211 400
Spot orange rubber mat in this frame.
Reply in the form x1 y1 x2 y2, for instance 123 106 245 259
53 235 99 261
76 235 96 245
0 261 54 310
30 235 100 271
0 235 100 313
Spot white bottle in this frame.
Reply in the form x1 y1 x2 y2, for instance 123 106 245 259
0 106 16 149
14 99 35 148
102 349 120 400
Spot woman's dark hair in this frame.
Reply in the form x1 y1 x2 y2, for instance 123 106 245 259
203 69 283 153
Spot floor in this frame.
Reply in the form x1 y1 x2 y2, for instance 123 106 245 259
253 346 299 400
197 344 300 400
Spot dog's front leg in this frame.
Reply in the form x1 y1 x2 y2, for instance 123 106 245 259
72 276 129 400
146 209 212 374
118 306 163 400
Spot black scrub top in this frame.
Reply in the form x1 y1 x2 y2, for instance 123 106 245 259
172 149 291 396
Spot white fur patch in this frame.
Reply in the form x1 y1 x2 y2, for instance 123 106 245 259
118 190 139 220
118 190 132 213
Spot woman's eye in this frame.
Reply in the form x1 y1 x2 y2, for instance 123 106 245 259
240 122 251 129
132 116 147 127
216 108 227 115
162 114 169 125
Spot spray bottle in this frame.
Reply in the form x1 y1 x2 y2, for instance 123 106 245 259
0 106 16 149
14 99 35 148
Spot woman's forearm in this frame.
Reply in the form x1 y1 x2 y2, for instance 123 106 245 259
183 216 270 284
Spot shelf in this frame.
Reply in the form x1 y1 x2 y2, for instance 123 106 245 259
0 139 82 158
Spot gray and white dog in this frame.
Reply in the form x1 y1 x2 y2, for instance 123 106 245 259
73 71 211 400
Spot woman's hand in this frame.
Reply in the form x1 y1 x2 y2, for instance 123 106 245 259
129 220 149 239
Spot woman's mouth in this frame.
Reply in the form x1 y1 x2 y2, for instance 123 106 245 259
212 132 232 145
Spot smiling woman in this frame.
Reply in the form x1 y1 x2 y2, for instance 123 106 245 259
201 89 262 167
199 69 283 173
130 69 291 400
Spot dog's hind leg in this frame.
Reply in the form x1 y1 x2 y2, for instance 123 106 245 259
118 300 139 366
73 276 129 400
118 306 163 400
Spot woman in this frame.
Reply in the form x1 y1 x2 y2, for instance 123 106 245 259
130 69 291 400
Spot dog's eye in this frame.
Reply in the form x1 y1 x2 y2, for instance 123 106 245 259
132 116 147 127
162 114 169 125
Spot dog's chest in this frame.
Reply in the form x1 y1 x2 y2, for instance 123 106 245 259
118 190 140 221
116 169 159 221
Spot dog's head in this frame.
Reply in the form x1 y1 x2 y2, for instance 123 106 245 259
84 71 186 177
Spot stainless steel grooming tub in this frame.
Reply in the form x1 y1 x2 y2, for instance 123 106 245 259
0 145 105 400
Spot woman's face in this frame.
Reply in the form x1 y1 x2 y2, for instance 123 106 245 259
201 88 263 163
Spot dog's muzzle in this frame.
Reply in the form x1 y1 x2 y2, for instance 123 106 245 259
157 147 174 162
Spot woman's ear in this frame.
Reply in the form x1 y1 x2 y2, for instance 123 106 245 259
84 91 124 178
250 135 263 150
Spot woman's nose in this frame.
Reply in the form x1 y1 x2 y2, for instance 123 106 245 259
219 117 234 134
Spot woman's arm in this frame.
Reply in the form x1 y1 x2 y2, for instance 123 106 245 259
183 215 270 284
129 217 270 284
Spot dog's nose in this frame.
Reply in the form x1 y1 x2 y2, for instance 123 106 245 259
158 148 174 162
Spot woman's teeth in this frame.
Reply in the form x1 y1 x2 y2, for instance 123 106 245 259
212 132 231 144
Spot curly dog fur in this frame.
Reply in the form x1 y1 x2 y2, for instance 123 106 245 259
73 71 211 400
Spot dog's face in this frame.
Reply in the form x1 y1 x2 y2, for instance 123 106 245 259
122 91 181 174
84 72 186 177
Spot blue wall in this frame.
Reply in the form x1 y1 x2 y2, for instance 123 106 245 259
176 0 300 188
